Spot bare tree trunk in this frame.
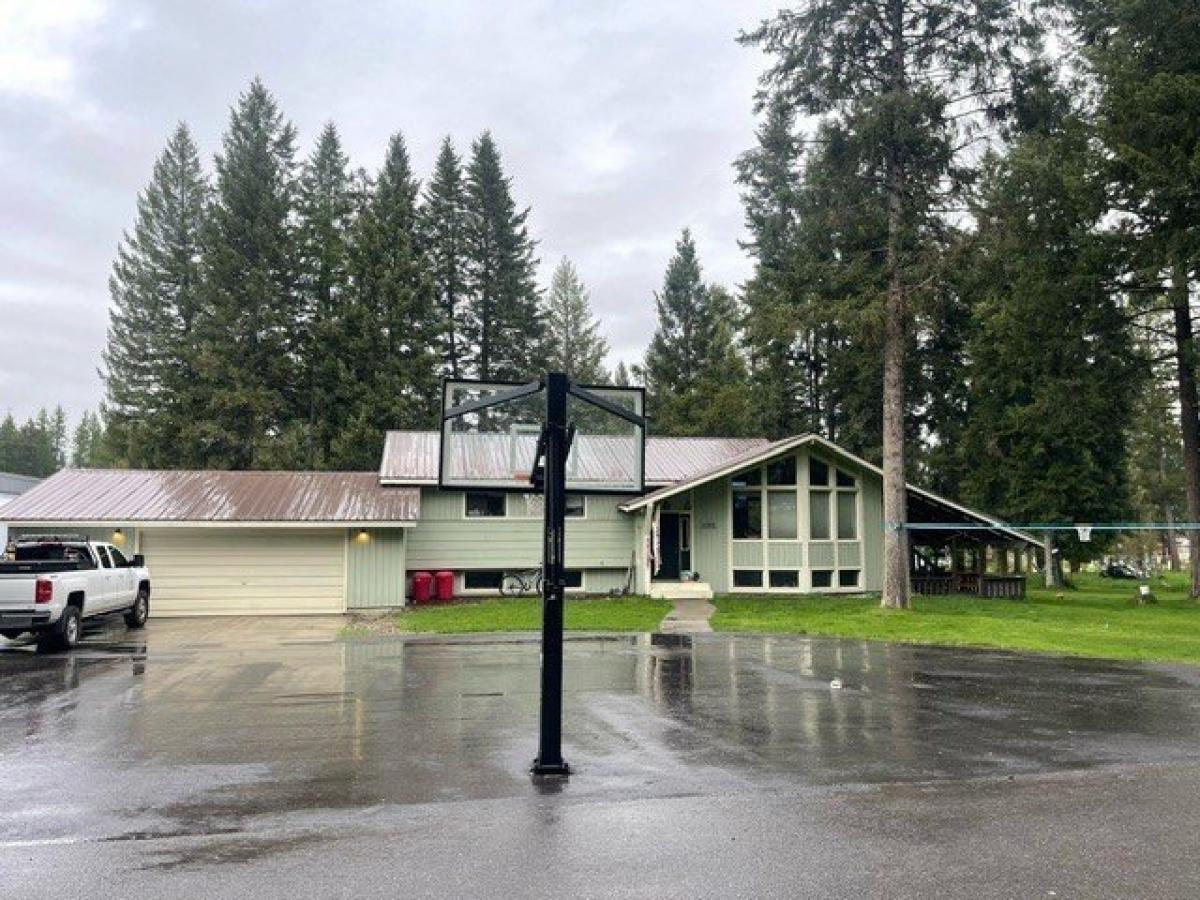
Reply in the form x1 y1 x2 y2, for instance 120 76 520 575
1165 505 1181 571
1170 260 1200 596
1043 532 1062 589
880 0 910 610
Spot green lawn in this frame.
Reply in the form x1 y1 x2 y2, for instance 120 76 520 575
391 595 671 634
711 573 1200 664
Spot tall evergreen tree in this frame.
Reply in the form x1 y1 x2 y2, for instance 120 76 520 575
1068 0 1200 593
1127 362 1187 569
544 257 610 382
0 409 66 477
613 361 633 387
102 123 208 466
958 107 1139 586
422 137 470 379
295 122 354 467
643 231 755 436
742 0 1042 607
334 133 441 468
191 79 300 469
72 410 110 467
462 132 544 381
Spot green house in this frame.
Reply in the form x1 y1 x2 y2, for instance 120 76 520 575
2 431 1036 615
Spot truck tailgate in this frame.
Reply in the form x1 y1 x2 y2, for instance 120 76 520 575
0 575 38 611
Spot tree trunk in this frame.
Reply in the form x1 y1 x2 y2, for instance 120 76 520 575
880 0 909 610
1165 505 1181 571
1169 260 1200 596
1043 532 1062 589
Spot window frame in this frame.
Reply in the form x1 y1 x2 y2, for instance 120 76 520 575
464 491 508 519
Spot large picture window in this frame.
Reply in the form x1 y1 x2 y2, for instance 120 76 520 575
729 452 861 592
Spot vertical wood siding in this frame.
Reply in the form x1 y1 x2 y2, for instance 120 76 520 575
346 529 407 609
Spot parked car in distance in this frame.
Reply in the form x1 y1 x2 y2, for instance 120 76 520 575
0 535 150 651
1100 561 1144 580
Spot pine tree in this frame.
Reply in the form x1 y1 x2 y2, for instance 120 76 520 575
72 410 110 467
102 123 208 466
295 122 354 467
742 0 1042 608
957 106 1139 585
544 258 610 382
613 361 633 387
737 96 806 438
643 231 755 436
0 409 64 477
422 137 470 379
1068 0 1200 593
334 133 441 468
191 79 300 469
462 132 544 382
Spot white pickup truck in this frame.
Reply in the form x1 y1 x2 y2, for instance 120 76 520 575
0 535 150 651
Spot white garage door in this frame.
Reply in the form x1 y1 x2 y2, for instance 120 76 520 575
139 528 346 616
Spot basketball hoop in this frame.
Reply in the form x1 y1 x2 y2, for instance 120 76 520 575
1075 525 1092 542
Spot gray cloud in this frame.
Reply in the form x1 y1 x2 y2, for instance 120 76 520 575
0 0 775 423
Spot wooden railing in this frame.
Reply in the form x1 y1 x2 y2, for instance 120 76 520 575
911 574 1026 599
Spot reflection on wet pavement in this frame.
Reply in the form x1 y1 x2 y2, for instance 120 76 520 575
3 616 1200 847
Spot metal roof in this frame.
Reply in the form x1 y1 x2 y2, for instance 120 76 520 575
379 430 768 486
0 469 420 525
620 434 1040 546
0 472 41 496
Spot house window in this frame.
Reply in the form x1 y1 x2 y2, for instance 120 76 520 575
809 457 830 486
811 569 833 589
733 569 763 588
838 570 860 588
768 491 798 540
767 455 796 486
563 570 583 589
836 491 858 540
465 491 506 518
464 570 504 590
520 494 585 518
809 490 831 540
769 569 800 588
732 491 762 539
836 469 856 488
731 467 762 489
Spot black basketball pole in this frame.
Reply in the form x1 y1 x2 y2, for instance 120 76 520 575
532 371 571 777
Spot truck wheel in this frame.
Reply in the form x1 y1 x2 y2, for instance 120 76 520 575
124 588 149 629
37 605 82 653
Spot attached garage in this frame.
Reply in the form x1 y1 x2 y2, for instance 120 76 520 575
140 528 348 616
1 470 419 617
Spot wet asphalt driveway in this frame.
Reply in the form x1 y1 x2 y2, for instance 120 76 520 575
3 618 1200 898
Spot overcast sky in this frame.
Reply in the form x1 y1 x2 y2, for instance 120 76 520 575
0 0 778 424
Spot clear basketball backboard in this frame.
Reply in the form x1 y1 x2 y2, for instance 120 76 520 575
439 378 645 494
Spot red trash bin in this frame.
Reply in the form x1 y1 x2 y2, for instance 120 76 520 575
434 571 455 603
411 571 433 605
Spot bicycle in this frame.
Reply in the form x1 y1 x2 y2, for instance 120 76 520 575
500 568 543 597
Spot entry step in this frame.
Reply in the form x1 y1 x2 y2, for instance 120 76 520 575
649 582 714 601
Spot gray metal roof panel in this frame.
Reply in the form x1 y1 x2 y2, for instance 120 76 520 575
0 469 420 524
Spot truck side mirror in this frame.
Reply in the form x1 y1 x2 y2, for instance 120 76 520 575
132 554 145 567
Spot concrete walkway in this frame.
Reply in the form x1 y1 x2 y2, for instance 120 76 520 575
658 597 716 633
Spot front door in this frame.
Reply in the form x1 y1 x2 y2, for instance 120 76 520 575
659 513 681 580
657 513 691 580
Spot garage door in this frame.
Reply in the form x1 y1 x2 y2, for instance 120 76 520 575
139 528 346 616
